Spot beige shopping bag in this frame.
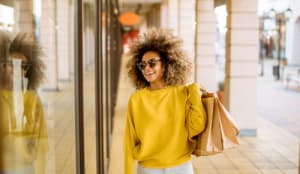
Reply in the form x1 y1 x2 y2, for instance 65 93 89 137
192 91 239 156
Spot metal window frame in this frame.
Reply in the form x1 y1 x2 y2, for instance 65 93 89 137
74 0 85 174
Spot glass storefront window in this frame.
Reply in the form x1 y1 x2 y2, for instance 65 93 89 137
0 0 121 173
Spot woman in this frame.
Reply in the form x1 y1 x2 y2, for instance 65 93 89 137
0 31 48 174
124 28 207 174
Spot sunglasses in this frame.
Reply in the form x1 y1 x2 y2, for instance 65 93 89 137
0 61 31 71
137 58 161 71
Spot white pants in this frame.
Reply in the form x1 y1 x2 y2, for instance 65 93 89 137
137 161 193 174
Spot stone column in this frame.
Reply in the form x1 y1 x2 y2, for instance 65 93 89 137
69 0 75 76
167 0 179 35
195 0 217 90
14 0 34 34
56 0 71 81
160 0 201 83
161 0 196 80
160 0 168 29
225 0 259 136
291 19 300 64
178 0 196 81
40 0 59 90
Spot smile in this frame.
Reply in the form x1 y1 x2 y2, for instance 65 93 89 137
144 72 154 76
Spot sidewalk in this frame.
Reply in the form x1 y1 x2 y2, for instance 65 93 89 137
109 56 299 174
257 59 300 137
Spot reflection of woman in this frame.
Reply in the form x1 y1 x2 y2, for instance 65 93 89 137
0 31 48 174
124 28 207 174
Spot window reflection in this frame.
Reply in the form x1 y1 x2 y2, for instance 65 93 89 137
0 31 48 174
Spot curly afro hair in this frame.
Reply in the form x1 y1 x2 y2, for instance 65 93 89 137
9 33 46 90
126 28 192 89
0 32 45 90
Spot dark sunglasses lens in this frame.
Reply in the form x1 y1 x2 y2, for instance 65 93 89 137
137 62 145 70
22 64 31 71
148 60 156 68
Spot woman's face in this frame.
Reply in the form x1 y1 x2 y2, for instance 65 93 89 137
0 53 29 89
139 51 164 85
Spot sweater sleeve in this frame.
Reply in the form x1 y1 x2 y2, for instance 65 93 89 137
186 83 207 142
123 98 138 174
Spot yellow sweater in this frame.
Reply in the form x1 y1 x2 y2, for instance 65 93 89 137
123 83 207 174
0 90 48 173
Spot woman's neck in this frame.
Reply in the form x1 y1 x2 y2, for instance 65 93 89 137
149 82 166 91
